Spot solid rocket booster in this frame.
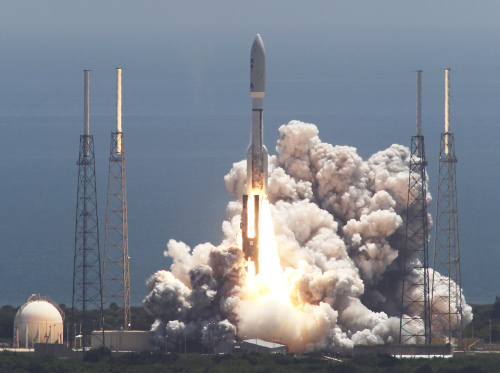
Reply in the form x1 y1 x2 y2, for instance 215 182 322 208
242 34 268 274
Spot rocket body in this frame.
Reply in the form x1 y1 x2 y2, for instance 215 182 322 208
247 34 268 195
242 34 267 274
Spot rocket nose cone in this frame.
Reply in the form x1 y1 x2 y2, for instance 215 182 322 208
252 34 265 55
250 34 265 94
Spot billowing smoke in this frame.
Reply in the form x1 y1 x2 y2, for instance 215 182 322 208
143 120 472 353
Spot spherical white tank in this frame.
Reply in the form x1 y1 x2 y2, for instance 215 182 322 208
14 298 64 348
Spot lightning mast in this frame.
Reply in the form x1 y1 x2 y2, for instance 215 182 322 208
431 69 462 347
399 70 431 344
72 70 104 350
102 68 131 330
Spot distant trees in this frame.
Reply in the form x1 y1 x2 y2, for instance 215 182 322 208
1 345 500 372
0 305 18 341
461 298 500 342
491 296 500 319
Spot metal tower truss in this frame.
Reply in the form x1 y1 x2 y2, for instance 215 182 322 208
102 131 131 330
72 134 104 350
399 135 431 344
431 132 462 345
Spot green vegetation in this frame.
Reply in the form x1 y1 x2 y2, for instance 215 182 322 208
61 303 155 332
2 350 500 373
3 299 500 371
463 297 500 345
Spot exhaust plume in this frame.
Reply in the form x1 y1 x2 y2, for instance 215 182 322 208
143 120 472 353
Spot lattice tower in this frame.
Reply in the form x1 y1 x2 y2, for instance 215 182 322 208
399 71 431 344
399 135 431 344
102 131 131 330
71 70 104 350
431 133 462 345
72 134 104 350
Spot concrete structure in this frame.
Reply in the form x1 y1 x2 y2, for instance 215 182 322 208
91 330 153 352
215 339 286 354
13 295 64 348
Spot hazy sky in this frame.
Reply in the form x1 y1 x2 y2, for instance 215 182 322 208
2 1 500 81
3 1 497 32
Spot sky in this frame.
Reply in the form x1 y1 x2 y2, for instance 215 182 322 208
3 1 500 124
2 1 500 79
2 1 500 306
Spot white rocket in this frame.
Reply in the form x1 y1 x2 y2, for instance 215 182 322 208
247 34 268 195
242 34 268 274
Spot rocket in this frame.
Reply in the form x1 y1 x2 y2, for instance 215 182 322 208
247 34 268 196
242 34 268 274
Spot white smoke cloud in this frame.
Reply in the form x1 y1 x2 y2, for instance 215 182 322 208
429 268 473 333
143 120 472 353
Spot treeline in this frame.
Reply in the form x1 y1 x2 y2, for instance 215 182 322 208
1 349 500 373
463 297 500 342
0 305 16 343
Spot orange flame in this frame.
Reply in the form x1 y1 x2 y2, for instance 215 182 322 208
240 191 291 306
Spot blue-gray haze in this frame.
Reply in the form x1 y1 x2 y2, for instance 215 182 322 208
1 1 499 308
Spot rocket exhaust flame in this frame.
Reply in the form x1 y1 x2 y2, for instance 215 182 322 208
247 259 256 279
242 194 260 273
246 195 256 239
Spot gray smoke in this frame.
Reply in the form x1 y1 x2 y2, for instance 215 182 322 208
143 120 472 353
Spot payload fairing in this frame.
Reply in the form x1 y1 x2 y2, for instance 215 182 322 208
242 34 268 274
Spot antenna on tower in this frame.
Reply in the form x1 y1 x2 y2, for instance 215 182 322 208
399 70 431 344
72 70 105 351
416 70 422 155
416 70 422 136
102 68 131 331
